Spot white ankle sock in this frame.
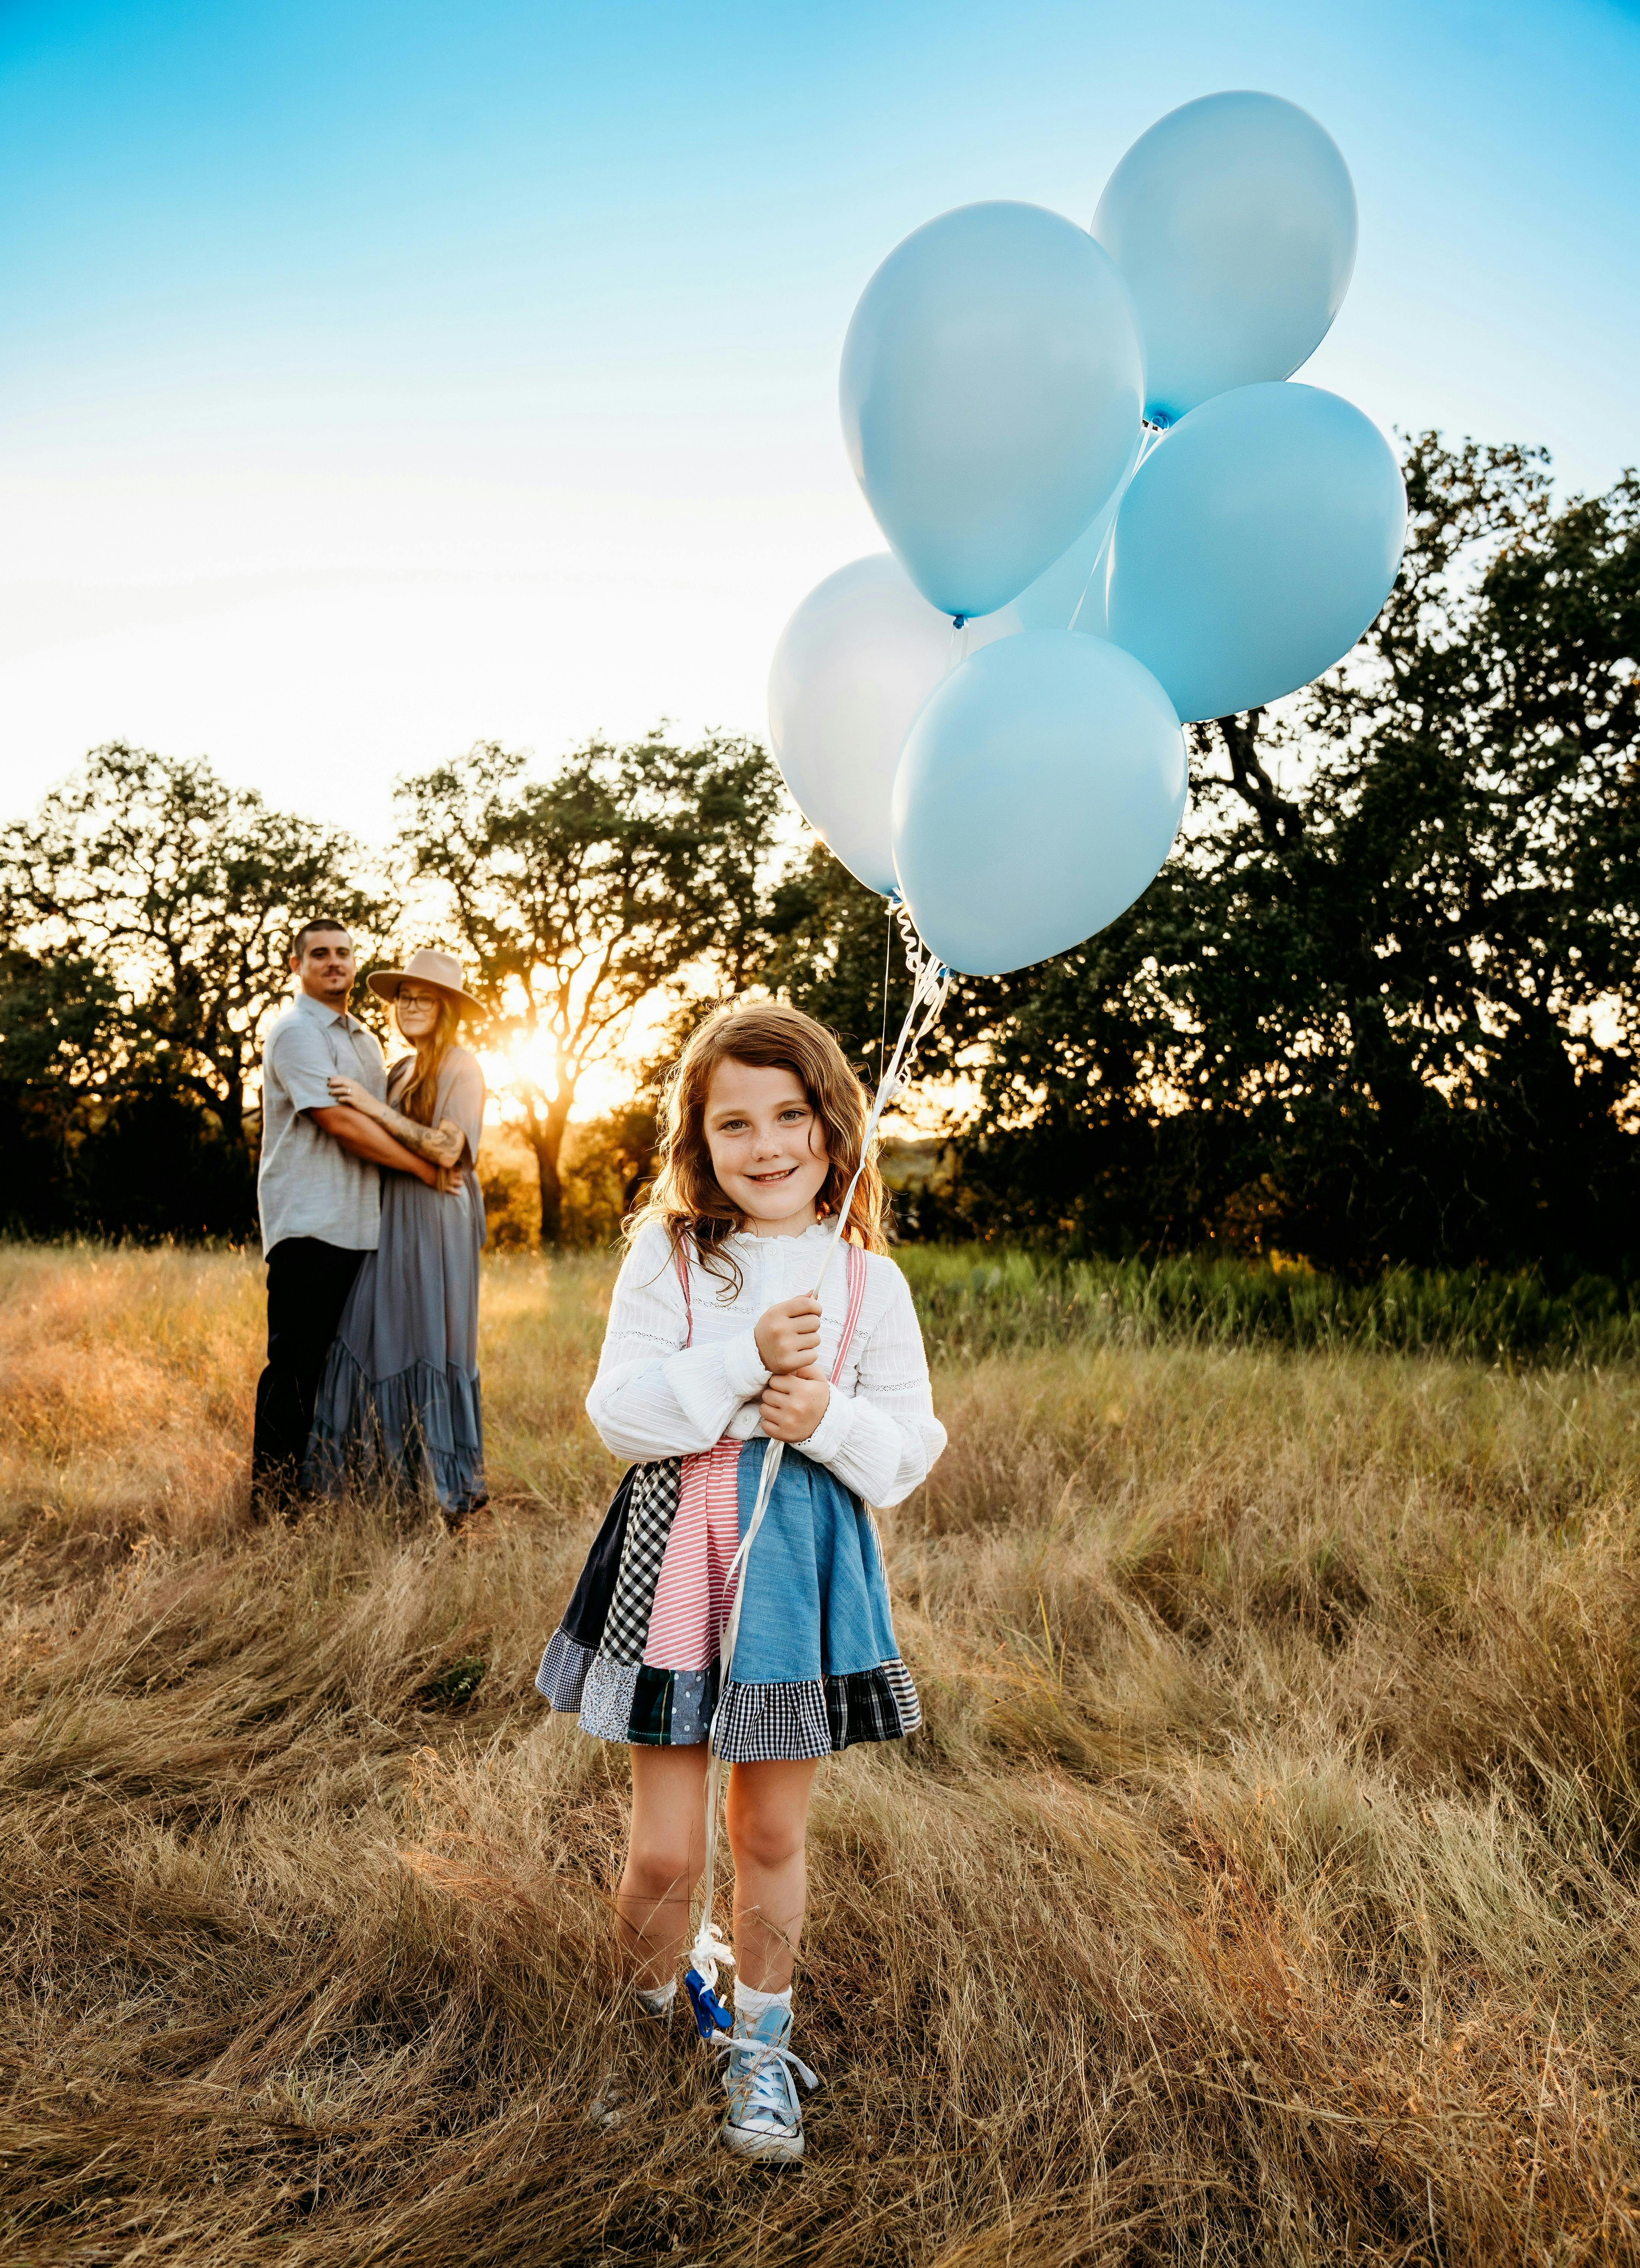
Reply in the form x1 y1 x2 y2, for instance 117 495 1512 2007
635 1978 676 2017
734 1980 792 2025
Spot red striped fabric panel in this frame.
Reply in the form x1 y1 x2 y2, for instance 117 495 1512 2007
641 1435 743 1672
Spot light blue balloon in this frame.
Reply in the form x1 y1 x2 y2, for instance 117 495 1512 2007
840 202 1143 621
1093 91 1357 427
1009 426 1142 634
891 631 1186 977
1105 383 1406 724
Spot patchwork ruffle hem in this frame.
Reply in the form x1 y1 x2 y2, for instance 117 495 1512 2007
536 1442 921 1763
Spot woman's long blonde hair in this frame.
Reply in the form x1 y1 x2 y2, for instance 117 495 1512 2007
395 993 463 1126
632 1002 888 1289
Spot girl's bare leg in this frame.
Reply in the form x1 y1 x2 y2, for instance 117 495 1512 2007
725 1758 821 1993
615 1743 709 1989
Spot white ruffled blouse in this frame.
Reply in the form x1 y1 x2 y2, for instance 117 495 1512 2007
584 1219 946 1509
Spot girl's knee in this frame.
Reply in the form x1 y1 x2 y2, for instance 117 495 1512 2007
623 1838 700 1902
725 1800 806 1874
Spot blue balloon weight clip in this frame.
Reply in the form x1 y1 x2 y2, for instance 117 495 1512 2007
684 1966 733 2040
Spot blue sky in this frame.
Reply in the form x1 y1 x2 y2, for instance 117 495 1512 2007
1 0 1636 838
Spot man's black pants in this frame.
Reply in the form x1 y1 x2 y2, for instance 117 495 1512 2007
251 1236 365 1514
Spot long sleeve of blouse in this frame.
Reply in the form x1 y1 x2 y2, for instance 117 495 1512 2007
584 1222 945 1508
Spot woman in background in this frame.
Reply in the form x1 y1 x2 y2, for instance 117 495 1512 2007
306 948 489 1528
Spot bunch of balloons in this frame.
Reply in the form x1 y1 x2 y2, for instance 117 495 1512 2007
769 91 1407 978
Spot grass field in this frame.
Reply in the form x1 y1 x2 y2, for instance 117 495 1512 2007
3 1241 1639 2266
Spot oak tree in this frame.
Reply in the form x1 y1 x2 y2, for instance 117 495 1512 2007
397 730 779 1244
0 744 377 1141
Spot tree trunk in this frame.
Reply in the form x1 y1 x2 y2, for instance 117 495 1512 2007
525 1091 575 1247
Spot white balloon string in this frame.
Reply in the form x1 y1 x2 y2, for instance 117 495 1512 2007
877 896 894 1096
686 901 951 1998
1065 422 1165 633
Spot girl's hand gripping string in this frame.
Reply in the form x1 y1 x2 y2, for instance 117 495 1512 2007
754 1294 829 1443
759 1366 830 1443
754 1293 822 1376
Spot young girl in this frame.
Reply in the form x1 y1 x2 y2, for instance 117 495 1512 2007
536 1001 945 2163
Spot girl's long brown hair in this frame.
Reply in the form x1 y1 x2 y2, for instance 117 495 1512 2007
394 993 463 1126
632 1002 888 1290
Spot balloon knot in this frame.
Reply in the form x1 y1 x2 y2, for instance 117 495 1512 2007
951 614 966 629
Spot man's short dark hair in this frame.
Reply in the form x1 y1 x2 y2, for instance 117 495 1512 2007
291 918 353 961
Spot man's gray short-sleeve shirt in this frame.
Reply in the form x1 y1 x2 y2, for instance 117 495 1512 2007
257 992 388 1256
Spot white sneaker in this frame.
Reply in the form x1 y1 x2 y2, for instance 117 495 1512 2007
715 2002 818 2164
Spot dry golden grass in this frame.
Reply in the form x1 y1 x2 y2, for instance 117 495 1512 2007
2 1240 1638 2265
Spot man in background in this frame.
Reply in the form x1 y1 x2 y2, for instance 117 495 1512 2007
251 919 444 1516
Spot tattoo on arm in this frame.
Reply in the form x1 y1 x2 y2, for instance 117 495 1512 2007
372 1103 466 1167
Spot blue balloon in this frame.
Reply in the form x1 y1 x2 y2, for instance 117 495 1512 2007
1093 92 1357 427
1105 383 1406 723
840 203 1143 621
891 631 1186 977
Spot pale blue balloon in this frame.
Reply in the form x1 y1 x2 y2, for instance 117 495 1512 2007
1105 383 1406 724
840 202 1143 621
1093 91 1357 427
891 631 1186 977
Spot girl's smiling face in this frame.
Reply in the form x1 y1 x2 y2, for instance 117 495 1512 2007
703 1058 829 1236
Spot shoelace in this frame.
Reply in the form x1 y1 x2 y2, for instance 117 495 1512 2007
711 2031 821 2127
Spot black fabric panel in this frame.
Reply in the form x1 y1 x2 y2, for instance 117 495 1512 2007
559 1467 636 1649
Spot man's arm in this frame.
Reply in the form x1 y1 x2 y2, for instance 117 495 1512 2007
308 1103 443 1185
323 1075 465 1167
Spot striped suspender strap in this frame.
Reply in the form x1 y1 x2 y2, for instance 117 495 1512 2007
829 1239 867 1383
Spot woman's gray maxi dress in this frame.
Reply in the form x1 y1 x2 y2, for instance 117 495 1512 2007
305 1046 487 1517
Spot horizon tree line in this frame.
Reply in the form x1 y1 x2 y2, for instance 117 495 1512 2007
1 432 1635 1276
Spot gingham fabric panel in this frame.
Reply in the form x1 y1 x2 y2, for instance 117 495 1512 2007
711 1677 834 1763
535 1625 595 1710
598 1455 684 1664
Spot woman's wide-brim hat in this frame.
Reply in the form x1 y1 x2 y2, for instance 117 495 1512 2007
367 947 485 1018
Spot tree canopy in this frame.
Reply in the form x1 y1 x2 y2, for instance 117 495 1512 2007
0 744 374 1140
766 437 1640 1279
2 436 1633 1272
